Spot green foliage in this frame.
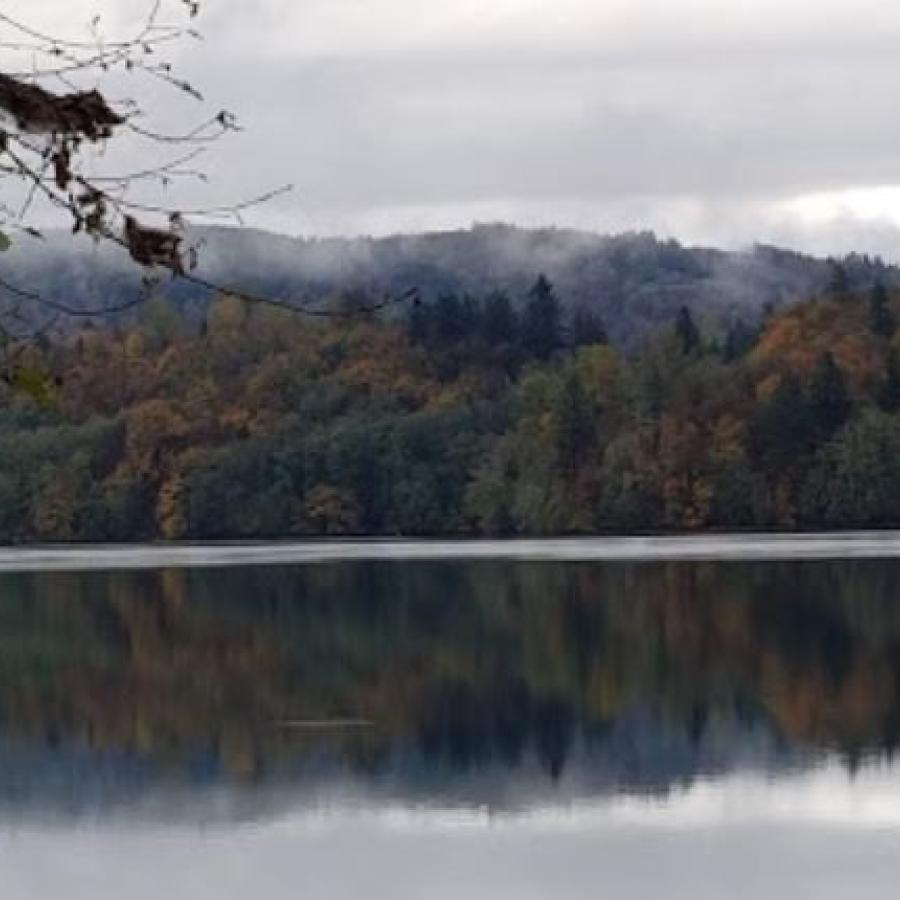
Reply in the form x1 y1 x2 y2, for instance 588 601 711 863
482 290 517 347
521 275 562 361
1 285 900 539
804 412 900 526
808 351 850 442
751 372 814 468
570 306 608 348
9 366 57 408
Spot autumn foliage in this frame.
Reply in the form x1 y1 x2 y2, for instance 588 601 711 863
2 280 900 540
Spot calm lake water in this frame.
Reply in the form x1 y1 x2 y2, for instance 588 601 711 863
4 539 900 898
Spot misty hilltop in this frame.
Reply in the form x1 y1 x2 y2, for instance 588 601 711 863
5 224 896 343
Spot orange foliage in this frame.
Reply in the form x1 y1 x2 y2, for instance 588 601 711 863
752 299 883 391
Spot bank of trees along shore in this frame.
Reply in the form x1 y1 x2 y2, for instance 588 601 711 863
2 275 900 541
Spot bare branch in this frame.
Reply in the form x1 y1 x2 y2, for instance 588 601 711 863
0 0 416 340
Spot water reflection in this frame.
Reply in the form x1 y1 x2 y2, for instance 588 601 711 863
0 558 899 813
6 556 900 898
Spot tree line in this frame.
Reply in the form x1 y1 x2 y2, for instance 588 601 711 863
1 276 900 540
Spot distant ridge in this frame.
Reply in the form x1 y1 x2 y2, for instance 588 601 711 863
5 224 895 343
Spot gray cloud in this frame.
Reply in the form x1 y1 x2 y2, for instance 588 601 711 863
15 1 900 258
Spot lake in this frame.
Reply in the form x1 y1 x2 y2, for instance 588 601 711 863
3 538 900 898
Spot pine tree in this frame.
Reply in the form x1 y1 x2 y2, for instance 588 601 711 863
722 318 757 361
521 275 562 361
751 371 814 466
554 371 593 474
809 351 850 442
878 349 900 413
868 284 896 338
481 291 517 346
406 297 431 344
570 306 608 348
433 293 466 344
828 260 850 298
675 306 701 355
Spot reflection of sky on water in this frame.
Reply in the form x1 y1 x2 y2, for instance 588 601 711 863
2 547 900 897
5 763 900 900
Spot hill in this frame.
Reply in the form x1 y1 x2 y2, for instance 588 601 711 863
4 224 896 343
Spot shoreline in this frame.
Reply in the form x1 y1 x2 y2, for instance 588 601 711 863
3 532 900 571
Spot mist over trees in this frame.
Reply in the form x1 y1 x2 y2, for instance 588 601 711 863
2 224 896 346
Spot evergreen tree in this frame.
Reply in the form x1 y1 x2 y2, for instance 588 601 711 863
722 318 757 361
406 297 431 344
828 260 850 298
878 349 900 413
868 284 896 338
451 294 480 344
751 372 814 466
481 291 517 346
808 351 850 442
521 275 562 361
433 294 466 344
554 371 593 474
570 306 608 348
675 305 701 356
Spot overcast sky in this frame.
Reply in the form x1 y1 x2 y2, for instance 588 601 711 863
15 0 900 258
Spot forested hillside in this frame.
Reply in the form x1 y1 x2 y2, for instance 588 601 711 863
2 275 900 540
5 225 896 344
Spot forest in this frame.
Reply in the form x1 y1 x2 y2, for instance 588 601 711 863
2 274 900 541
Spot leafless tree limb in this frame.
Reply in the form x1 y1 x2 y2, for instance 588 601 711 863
0 1 412 341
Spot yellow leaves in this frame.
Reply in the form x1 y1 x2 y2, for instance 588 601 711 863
207 293 249 335
660 472 713 529
710 413 746 463
124 331 146 358
755 371 781 403
9 365 57 409
123 398 190 477
156 473 186 540
31 470 80 540
335 324 437 407
572 344 623 409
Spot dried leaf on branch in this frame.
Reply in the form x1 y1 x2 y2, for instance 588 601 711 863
0 74 123 140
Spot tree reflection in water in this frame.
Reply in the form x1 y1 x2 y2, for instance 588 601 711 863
0 558 898 807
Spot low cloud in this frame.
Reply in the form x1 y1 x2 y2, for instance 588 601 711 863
13 1 900 259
